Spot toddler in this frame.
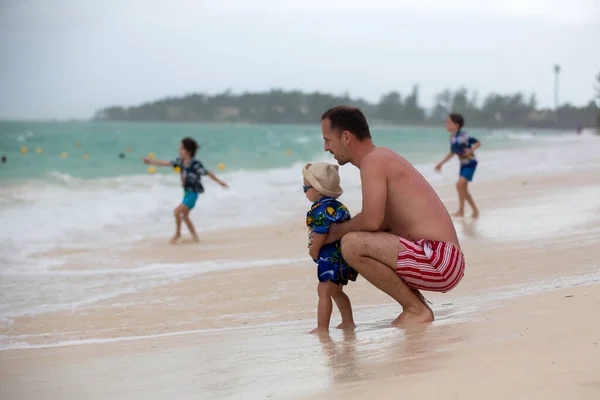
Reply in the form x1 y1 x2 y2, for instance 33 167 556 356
303 162 358 334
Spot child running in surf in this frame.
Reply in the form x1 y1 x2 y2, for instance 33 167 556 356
435 113 482 218
143 137 228 244
303 162 357 334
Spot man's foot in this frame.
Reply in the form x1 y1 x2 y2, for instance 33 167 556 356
335 321 356 330
191 234 200 243
451 211 464 217
169 235 181 245
309 326 329 334
390 289 434 328
471 210 480 219
390 308 434 328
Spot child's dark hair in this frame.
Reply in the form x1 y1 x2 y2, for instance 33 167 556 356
448 113 465 130
181 137 199 157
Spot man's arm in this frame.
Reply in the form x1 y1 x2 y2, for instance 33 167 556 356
143 158 171 166
308 231 327 260
332 156 387 239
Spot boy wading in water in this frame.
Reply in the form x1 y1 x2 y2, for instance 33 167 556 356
143 137 228 244
303 162 357 334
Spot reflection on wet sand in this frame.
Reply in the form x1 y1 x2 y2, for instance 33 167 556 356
315 321 470 390
458 218 481 238
317 330 361 384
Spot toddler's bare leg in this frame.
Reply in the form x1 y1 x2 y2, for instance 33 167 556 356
332 284 355 330
310 282 335 334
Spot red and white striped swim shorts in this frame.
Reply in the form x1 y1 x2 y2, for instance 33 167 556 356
396 237 465 293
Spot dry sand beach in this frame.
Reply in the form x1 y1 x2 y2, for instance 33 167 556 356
2 163 600 399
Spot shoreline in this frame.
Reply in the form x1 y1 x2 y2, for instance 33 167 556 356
3 268 599 353
0 168 599 347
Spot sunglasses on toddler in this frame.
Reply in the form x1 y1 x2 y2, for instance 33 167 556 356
303 185 313 193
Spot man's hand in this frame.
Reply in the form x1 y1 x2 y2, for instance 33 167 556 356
219 180 229 189
326 223 342 244
434 162 443 172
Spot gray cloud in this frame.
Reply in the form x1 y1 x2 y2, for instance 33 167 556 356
1 0 599 119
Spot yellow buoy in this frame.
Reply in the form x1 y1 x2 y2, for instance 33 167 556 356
20 146 28 154
125 146 132 153
285 149 292 155
233 148 239 152
148 166 157 174
83 153 89 160
147 152 155 160
74 141 81 147
217 162 226 170
61 152 68 158
35 147 42 154
173 166 181 173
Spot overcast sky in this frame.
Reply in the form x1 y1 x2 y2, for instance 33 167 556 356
1 0 599 120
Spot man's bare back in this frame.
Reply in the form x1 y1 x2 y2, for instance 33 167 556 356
366 147 460 248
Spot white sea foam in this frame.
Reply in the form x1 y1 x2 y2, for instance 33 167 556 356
1 132 597 261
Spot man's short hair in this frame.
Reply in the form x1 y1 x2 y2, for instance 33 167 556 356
321 106 371 141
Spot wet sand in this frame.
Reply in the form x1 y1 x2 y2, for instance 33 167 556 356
1 169 600 399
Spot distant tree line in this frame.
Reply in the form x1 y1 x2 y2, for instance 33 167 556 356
596 71 600 130
94 74 600 130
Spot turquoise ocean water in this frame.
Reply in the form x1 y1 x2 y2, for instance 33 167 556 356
0 121 556 181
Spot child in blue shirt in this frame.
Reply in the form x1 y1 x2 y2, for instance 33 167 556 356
435 113 482 218
303 162 357 334
143 137 228 244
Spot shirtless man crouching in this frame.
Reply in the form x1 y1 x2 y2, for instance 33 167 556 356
321 106 465 327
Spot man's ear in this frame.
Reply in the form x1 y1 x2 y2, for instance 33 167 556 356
342 131 352 145
305 163 312 169
332 164 339 171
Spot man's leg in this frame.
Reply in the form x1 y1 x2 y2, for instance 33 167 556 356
170 204 187 244
181 208 199 242
341 231 434 327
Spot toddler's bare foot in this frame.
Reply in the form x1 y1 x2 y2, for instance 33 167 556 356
191 234 200 243
309 326 329 334
471 210 480 219
451 211 464 217
169 235 181 245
